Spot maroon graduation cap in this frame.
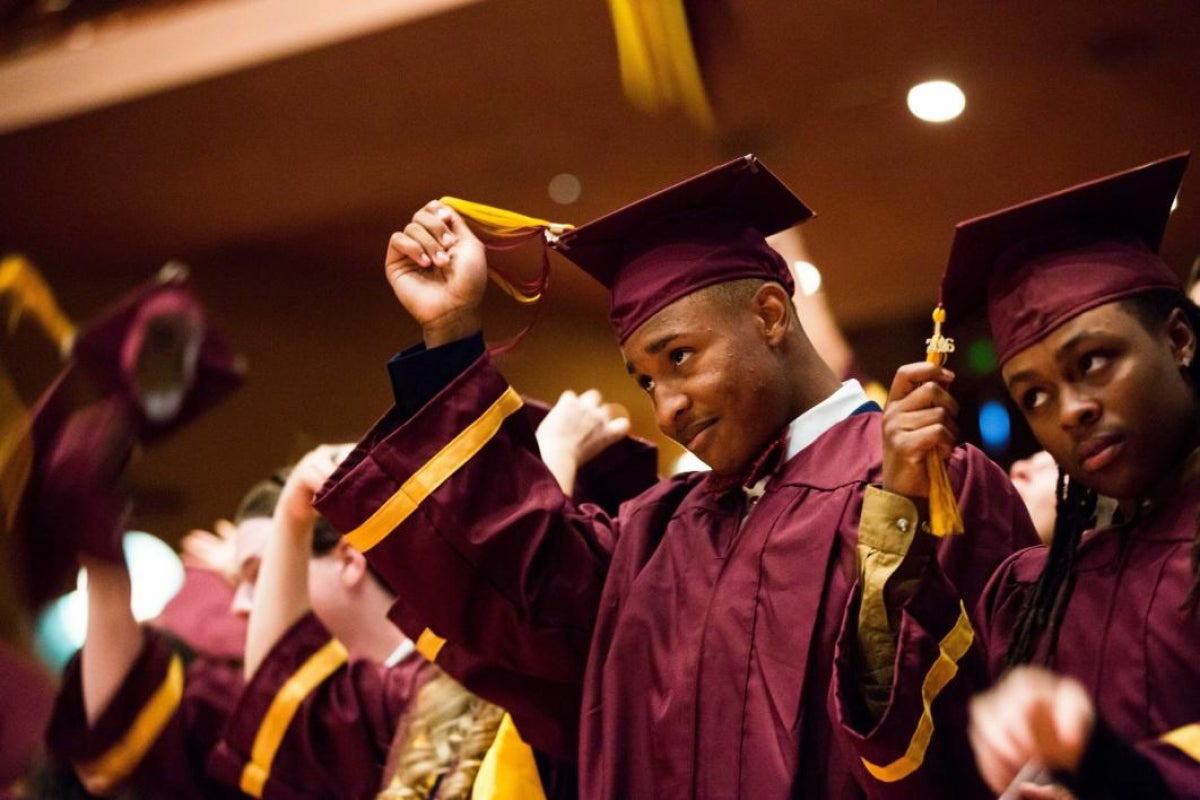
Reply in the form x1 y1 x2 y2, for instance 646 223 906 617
550 154 814 342
940 152 1189 365
70 263 245 443
17 266 245 609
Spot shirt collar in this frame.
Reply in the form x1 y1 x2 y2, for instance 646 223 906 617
384 638 415 667
783 379 871 461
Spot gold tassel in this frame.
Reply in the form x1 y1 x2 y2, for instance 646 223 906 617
438 197 573 306
924 305 963 536
0 254 75 356
439 197 571 241
606 0 715 131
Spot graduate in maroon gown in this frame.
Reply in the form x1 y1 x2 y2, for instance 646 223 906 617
835 153 1200 798
212 394 644 800
313 155 1037 799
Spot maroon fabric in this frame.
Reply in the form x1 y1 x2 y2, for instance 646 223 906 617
941 152 1189 364
32 394 136 565
70 271 244 444
315 356 1034 798
46 626 245 800
208 612 435 800
986 236 1179 364
834 485 1200 798
549 155 809 343
0 642 55 787
979 488 1200 798
152 567 246 662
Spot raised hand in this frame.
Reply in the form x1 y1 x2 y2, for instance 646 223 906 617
385 200 488 348
180 518 239 583
277 444 352 534
536 389 632 495
970 667 1092 796
881 361 958 498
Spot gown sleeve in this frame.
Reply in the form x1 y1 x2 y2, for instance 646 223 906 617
831 445 1039 799
46 626 245 799
314 354 618 760
207 612 431 800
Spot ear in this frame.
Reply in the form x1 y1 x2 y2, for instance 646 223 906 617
753 283 792 346
338 541 368 589
1164 307 1197 367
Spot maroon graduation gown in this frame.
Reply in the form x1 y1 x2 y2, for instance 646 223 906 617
46 626 246 799
835 483 1200 798
315 356 1034 799
208 612 434 800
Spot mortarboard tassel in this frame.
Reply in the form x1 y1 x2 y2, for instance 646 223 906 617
438 197 574 352
606 0 715 132
924 305 964 536
0 254 76 356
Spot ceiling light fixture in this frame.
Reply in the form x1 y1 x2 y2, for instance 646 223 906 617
907 80 966 123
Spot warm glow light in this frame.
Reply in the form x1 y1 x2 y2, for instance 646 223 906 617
548 173 582 205
1172 192 1180 213
794 260 822 297
907 80 966 123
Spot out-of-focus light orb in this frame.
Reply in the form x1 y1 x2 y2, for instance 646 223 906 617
978 400 1012 453
33 532 184 671
125 531 185 621
967 338 998 375
672 450 710 475
794 261 823 297
548 173 582 205
907 81 966 123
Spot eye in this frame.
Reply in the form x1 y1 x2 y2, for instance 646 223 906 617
1078 350 1111 375
1020 387 1049 412
637 374 655 393
669 348 692 367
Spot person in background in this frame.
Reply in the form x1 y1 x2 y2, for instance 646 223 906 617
1007 449 1060 546
313 155 1035 798
837 153 1199 798
214 390 644 800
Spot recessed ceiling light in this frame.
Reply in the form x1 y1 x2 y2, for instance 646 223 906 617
907 80 966 123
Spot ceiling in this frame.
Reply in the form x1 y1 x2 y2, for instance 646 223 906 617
2 0 1199 538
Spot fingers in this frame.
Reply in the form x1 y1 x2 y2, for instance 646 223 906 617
386 200 459 271
969 667 1095 794
887 361 955 405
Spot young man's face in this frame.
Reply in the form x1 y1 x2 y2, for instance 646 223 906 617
622 285 787 476
1001 301 1196 501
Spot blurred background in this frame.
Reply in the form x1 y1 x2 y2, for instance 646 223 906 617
2 0 1199 542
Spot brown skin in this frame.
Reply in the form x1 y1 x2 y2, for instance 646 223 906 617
621 283 841 477
1001 302 1199 503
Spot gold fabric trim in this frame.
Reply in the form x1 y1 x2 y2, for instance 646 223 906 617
861 602 974 783
1161 723 1200 763
75 654 185 796
415 628 447 662
471 713 547 800
238 639 349 798
346 387 524 553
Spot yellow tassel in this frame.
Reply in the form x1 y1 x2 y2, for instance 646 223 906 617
439 197 572 241
0 255 75 356
924 305 963 536
438 197 573 307
606 0 715 131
